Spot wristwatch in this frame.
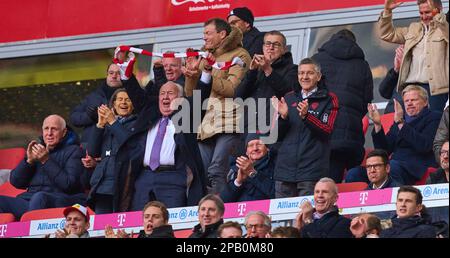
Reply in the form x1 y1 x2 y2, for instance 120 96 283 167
248 169 257 178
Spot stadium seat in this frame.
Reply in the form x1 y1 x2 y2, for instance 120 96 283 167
174 229 193 238
380 112 395 133
336 182 368 193
362 115 369 135
0 147 26 170
20 207 95 222
415 167 438 186
0 182 26 197
0 213 15 224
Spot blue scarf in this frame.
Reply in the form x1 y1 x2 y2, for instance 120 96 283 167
404 107 428 124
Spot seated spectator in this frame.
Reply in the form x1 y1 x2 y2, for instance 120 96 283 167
86 89 137 214
137 201 175 238
350 213 382 238
347 149 400 190
379 45 404 114
272 58 338 197
295 177 352 238
366 149 400 189
428 141 449 184
346 85 441 185
189 194 224 238
70 63 123 149
380 186 437 238
0 115 85 220
244 211 272 238
220 133 275 203
54 204 91 238
433 106 449 164
270 226 301 238
217 221 243 238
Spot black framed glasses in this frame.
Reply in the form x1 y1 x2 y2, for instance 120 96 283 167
365 163 385 170
263 41 282 48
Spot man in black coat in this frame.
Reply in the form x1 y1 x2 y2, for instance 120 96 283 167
235 30 297 136
295 177 353 238
227 7 264 58
312 29 373 183
220 133 275 203
110 51 210 211
0 115 85 220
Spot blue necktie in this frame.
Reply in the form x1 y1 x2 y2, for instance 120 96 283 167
149 117 169 171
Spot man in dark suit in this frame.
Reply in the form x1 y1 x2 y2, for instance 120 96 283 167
111 51 210 211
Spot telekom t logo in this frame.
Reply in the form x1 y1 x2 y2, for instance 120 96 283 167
0 225 7 237
359 192 369 205
237 203 247 216
117 214 127 226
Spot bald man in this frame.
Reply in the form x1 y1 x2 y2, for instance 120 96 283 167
0 114 85 220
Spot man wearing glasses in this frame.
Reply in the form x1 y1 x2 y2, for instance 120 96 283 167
365 149 399 190
227 7 265 58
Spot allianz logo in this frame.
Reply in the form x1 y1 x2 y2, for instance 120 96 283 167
37 219 65 231
422 186 449 198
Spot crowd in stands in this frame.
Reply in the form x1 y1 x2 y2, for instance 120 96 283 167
0 0 449 238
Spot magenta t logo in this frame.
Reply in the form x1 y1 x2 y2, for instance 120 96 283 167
117 213 127 226
237 203 247 216
0 224 7 237
359 192 369 205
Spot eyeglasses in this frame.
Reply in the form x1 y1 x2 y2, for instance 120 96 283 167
365 163 385 170
440 150 449 156
263 41 283 49
245 224 266 230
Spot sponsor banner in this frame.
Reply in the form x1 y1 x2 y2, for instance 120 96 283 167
0 222 30 238
93 211 141 230
337 188 393 209
168 206 199 224
2 0 417 43
269 196 314 215
224 200 270 218
390 183 450 202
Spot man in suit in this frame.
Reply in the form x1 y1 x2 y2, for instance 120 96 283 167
111 50 210 211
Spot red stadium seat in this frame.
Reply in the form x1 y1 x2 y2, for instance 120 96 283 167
20 207 95 222
0 213 15 224
337 182 368 193
415 167 438 185
0 147 26 170
174 229 193 238
0 182 26 197
380 112 395 133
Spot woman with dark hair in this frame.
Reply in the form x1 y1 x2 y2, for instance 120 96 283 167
86 88 137 214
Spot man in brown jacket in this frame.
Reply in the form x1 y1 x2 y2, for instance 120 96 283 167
184 18 251 194
378 0 448 113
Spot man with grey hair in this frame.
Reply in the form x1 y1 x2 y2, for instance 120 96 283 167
0 114 85 220
244 210 272 238
295 177 352 238
346 84 441 185
272 58 339 197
